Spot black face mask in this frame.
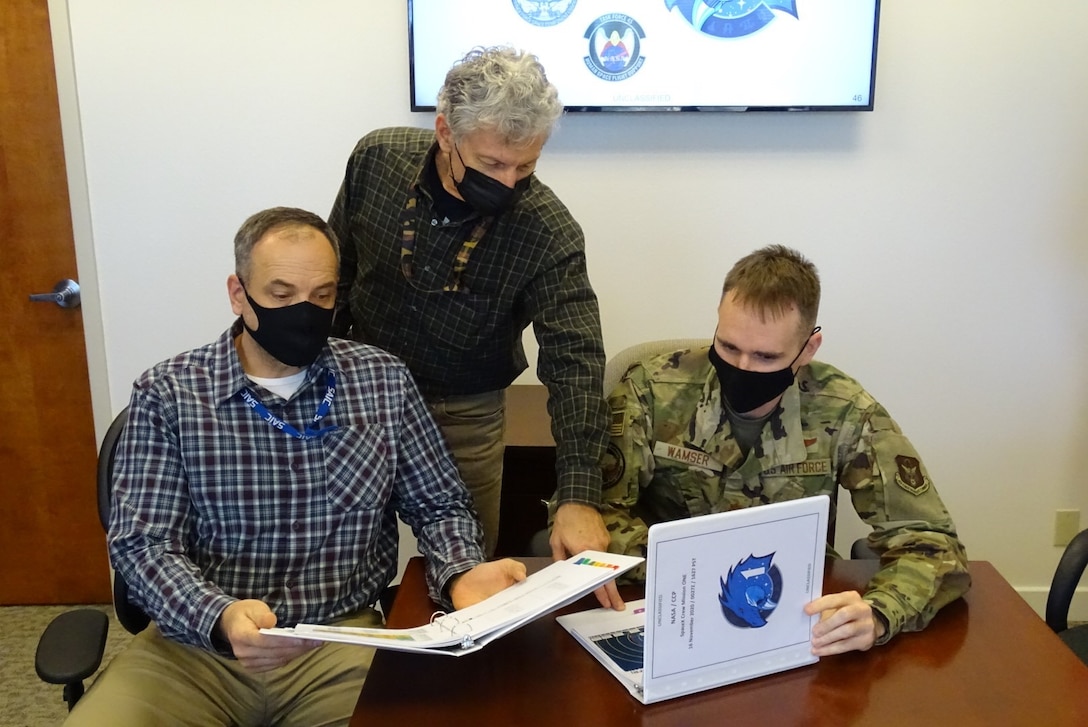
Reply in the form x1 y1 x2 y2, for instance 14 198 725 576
242 290 333 367
451 145 531 217
707 329 818 414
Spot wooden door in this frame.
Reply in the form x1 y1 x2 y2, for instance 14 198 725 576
0 0 111 603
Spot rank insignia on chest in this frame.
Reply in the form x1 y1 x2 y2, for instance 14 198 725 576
653 441 724 473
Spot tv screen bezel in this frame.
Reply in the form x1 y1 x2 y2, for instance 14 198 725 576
407 0 881 113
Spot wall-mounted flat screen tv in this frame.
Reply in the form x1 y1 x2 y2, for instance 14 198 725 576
408 1 881 112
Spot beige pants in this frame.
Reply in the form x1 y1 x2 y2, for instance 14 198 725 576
427 389 506 558
65 608 381 727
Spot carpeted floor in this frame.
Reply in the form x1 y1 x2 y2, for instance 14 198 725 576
0 605 132 727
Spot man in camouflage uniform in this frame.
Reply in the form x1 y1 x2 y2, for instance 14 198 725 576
601 245 969 653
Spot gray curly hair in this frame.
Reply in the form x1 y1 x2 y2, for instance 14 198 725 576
436 46 563 146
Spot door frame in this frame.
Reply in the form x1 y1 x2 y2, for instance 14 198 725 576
48 0 112 441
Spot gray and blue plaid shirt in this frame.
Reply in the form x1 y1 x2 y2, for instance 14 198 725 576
108 320 484 652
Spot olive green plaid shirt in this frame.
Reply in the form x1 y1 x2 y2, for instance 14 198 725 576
328 127 608 506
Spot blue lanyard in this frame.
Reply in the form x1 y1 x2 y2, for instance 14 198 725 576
239 370 338 440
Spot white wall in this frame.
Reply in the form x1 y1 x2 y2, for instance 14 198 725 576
54 2 1088 613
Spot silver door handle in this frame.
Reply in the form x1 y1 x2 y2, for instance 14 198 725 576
29 279 81 309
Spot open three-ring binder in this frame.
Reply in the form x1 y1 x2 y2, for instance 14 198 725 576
262 550 643 656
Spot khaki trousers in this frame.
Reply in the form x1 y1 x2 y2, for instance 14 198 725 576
426 389 506 557
65 608 381 727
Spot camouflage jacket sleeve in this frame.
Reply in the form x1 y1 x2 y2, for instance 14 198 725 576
597 363 658 582
838 399 971 643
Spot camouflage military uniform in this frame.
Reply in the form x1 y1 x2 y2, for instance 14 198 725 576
600 346 970 644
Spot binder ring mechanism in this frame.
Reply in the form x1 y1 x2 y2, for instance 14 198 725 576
430 610 476 650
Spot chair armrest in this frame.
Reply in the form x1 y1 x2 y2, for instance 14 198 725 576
850 537 881 560
35 609 109 685
1047 528 1088 632
529 528 551 558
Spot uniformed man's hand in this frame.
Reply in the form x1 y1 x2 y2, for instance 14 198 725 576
449 558 527 609
550 502 625 611
804 590 884 655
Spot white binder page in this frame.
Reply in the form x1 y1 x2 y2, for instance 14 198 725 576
262 550 643 656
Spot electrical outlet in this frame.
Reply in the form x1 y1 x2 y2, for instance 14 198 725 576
1054 509 1081 547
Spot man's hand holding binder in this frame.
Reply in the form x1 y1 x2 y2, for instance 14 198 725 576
260 551 643 656
449 559 528 609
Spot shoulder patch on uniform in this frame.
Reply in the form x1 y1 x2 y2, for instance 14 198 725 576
601 441 626 488
894 454 930 496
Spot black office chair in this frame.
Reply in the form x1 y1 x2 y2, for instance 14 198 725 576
35 407 149 711
35 406 403 711
1046 528 1088 665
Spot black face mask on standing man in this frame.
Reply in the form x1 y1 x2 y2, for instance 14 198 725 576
707 327 820 414
450 145 531 217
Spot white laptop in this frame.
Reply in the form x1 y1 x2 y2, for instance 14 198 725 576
557 495 830 704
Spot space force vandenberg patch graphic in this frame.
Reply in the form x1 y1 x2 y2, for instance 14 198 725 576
512 0 577 27
665 0 798 39
584 14 647 81
719 553 783 627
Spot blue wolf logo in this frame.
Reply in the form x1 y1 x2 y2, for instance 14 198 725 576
719 553 783 628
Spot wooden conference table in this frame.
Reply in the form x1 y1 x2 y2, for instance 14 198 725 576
352 558 1088 726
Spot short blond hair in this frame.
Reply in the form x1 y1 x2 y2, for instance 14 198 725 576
722 245 820 334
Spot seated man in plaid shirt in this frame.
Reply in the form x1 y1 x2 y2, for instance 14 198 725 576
66 207 524 726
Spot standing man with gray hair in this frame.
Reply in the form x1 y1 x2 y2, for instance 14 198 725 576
330 46 618 606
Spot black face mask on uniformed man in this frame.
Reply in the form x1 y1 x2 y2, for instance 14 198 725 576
451 145 531 217
241 286 334 367
708 328 819 414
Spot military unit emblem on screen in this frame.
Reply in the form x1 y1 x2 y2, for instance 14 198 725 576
665 0 799 39
511 1 801 89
